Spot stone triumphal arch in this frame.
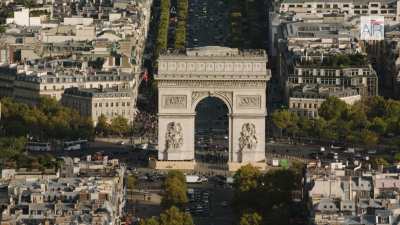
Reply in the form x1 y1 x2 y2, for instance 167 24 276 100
155 46 271 170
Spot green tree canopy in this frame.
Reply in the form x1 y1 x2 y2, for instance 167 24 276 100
0 97 93 140
159 206 194 225
318 96 347 121
139 207 193 225
239 212 263 225
161 170 188 209
139 217 160 225
233 164 261 192
110 116 129 137
271 109 299 136
126 175 137 190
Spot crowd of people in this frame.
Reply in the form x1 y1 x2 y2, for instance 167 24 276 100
133 111 158 143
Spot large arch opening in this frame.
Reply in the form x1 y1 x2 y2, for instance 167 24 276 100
195 97 229 164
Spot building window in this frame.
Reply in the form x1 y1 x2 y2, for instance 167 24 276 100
95 103 98 107
317 4 322 8
111 102 113 107
116 102 119 106
53 85 56 90
314 104 317 108
122 102 125 106
127 102 130 106
44 86 47 90
99 103 102 107
106 103 109 107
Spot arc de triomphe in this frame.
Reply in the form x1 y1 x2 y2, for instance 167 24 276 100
155 46 271 170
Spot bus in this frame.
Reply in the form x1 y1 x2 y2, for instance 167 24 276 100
63 140 88 151
25 142 51 151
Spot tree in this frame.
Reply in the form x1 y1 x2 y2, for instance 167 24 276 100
140 207 193 225
126 175 137 190
166 170 186 185
271 110 298 137
360 129 378 147
159 206 194 225
364 96 387 118
239 212 262 225
233 164 261 192
371 157 389 169
95 115 109 136
161 171 188 209
394 153 400 162
110 116 129 137
1 97 94 140
319 97 347 121
370 117 387 135
139 217 159 225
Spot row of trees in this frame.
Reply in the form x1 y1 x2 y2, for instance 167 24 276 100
272 96 400 147
0 137 60 170
156 0 171 55
229 0 266 49
233 164 304 225
139 206 193 225
1 97 94 140
140 170 193 225
161 170 188 209
174 0 188 49
95 115 130 137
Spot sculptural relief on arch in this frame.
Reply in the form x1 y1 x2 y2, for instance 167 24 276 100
155 47 271 169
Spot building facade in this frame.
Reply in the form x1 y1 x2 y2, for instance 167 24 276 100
61 86 136 125
288 65 378 97
289 85 361 117
279 0 400 24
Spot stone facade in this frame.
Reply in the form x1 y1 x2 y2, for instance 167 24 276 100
288 85 361 118
156 47 271 164
61 86 136 125
279 0 400 24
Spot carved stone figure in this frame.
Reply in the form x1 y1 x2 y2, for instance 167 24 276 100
165 122 183 151
239 123 258 151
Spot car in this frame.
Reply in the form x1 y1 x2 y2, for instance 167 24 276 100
368 150 377 154
220 201 228 207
